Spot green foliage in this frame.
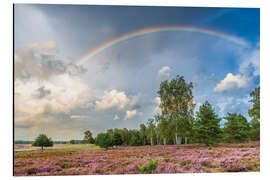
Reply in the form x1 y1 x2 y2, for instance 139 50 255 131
32 134 53 150
157 75 194 144
249 119 260 141
70 140 76 144
60 161 68 168
129 130 142 146
248 87 260 121
113 130 123 146
147 118 157 145
248 87 260 141
193 101 222 146
69 140 85 144
95 133 114 149
84 130 95 144
86 76 260 148
14 140 34 144
138 158 158 173
224 113 250 142
139 124 147 145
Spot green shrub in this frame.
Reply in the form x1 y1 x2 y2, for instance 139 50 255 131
138 158 158 173
60 161 68 168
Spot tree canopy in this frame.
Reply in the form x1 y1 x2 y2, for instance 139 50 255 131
84 130 95 144
32 134 53 150
223 113 250 142
248 86 260 141
193 101 222 146
157 75 194 145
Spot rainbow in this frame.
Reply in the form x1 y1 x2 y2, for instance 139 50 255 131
76 26 250 66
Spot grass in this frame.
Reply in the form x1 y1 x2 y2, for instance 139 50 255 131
15 144 100 152
14 144 100 158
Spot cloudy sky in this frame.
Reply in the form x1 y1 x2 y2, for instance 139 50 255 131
14 4 259 140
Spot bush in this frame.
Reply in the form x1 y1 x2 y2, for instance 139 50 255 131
138 158 158 173
60 161 68 168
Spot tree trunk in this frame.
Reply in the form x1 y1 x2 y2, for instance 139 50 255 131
179 137 182 145
41 146 44 151
175 133 178 145
185 137 188 144
163 138 166 145
150 130 153 146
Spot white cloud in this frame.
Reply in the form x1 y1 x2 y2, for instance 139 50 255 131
15 41 66 81
239 49 260 76
158 66 171 78
70 115 88 119
214 73 250 93
154 97 161 114
95 89 129 111
113 115 119 120
124 109 137 120
14 42 92 129
26 41 56 51
15 74 91 120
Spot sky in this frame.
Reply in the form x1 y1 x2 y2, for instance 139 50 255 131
14 4 260 141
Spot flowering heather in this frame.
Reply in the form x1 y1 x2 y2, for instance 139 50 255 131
14 141 259 176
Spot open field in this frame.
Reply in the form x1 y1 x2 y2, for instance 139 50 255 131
14 144 100 152
14 141 259 176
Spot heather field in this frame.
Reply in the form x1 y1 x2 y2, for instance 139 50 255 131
14 141 259 176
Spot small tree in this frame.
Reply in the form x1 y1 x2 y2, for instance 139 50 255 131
32 134 53 151
193 101 222 146
84 130 95 144
224 113 250 142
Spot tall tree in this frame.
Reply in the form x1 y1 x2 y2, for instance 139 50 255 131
248 87 260 120
155 115 170 145
224 113 250 142
157 75 194 145
248 86 260 141
147 118 156 145
139 124 147 145
32 134 53 151
84 130 95 144
193 101 222 146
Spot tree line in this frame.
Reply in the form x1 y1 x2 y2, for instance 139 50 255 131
29 75 260 150
93 75 260 148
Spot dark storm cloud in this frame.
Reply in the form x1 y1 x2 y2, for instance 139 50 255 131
15 44 87 81
34 86 51 99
